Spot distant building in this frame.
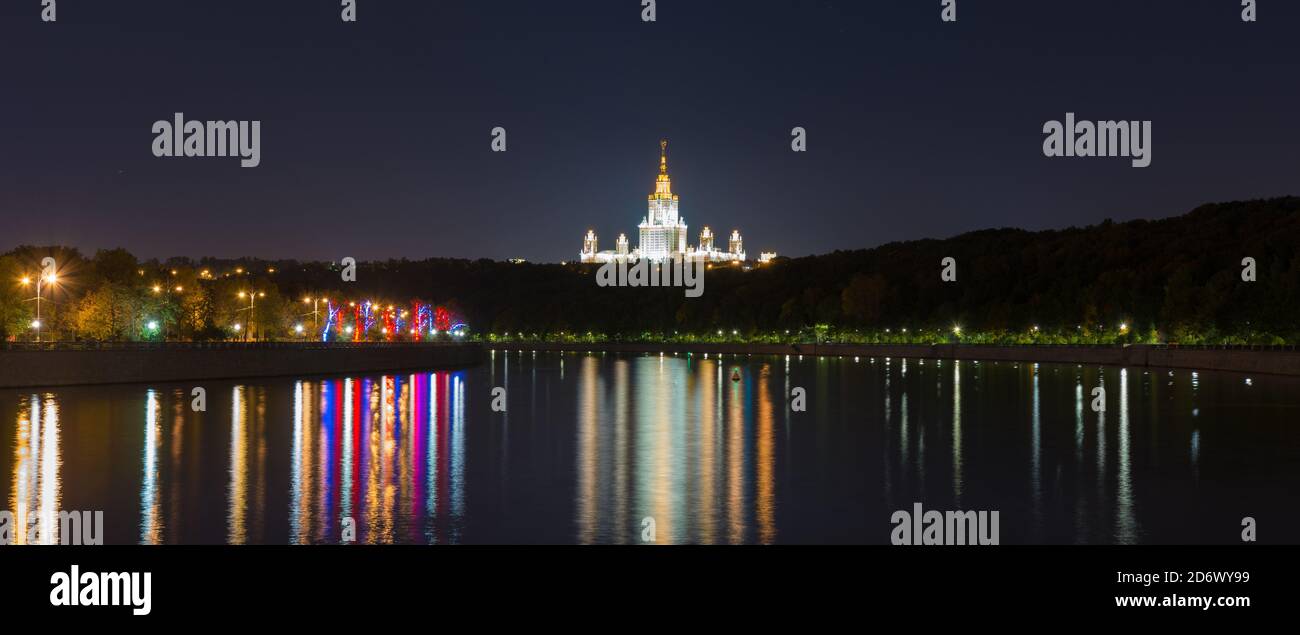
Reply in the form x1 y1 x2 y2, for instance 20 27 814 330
580 140 747 264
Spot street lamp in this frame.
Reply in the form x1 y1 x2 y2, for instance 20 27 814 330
150 283 186 341
302 296 324 336
236 291 265 341
20 272 58 343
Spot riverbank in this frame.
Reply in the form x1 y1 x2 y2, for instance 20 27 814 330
5 340 1295 388
0 342 485 388
487 342 1300 376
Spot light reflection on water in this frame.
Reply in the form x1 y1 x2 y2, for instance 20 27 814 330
8 394 61 544
1 353 1298 545
574 356 778 544
140 389 160 544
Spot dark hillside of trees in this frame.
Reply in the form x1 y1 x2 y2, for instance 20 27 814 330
3 197 1297 344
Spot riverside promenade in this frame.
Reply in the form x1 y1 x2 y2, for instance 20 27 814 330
6 340 1297 389
0 341 485 388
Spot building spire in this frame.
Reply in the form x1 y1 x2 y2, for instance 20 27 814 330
653 138 673 198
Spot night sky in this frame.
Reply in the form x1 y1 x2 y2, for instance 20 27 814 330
2 0 1297 262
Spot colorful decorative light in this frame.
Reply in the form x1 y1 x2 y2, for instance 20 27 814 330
383 308 397 341
362 302 376 335
322 301 340 341
313 298 466 342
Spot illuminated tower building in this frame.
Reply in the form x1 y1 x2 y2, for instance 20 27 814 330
699 227 715 252
729 230 745 260
579 139 754 264
638 139 689 261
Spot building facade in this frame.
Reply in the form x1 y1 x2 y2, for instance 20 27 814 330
580 140 748 264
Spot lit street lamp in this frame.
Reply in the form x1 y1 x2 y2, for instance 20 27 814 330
151 282 186 341
236 291 265 341
19 272 58 343
302 296 326 337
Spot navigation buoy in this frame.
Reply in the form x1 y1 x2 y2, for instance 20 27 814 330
730 369 741 382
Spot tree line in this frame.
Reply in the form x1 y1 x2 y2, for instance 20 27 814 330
2 197 1297 344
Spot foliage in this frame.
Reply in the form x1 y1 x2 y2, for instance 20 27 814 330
3 197 1298 343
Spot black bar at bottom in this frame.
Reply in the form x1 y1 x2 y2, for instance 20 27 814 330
0 545 1287 622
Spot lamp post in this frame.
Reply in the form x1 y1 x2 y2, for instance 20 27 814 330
302 296 324 338
237 291 265 342
20 272 57 343
151 283 185 341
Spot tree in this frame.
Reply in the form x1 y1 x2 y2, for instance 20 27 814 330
74 282 136 341
841 273 887 326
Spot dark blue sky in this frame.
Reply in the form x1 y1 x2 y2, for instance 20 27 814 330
2 0 1297 262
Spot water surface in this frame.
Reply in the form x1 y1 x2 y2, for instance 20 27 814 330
2 352 1297 544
